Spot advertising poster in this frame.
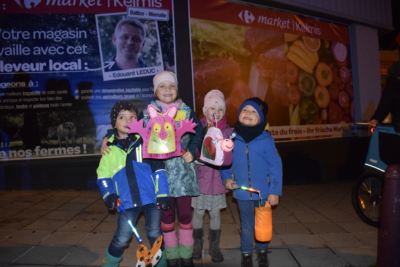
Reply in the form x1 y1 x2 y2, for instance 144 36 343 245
0 0 175 161
190 0 354 140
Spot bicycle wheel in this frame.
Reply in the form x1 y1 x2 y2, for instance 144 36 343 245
352 172 383 228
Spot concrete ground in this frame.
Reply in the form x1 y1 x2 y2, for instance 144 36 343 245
0 183 378 267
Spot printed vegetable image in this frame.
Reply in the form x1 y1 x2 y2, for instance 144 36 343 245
314 85 330 108
290 103 300 126
321 108 328 121
328 101 344 124
287 61 299 83
315 62 333 86
328 83 340 100
271 74 290 107
340 66 350 83
293 39 319 66
287 39 318 74
191 17 354 134
338 91 350 108
284 33 300 42
298 72 317 97
332 67 342 85
288 85 301 105
346 79 354 99
300 98 319 124
303 36 321 52
331 42 347 63
287 51 313 74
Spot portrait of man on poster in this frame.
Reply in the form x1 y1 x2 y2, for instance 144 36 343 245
104 18 148 71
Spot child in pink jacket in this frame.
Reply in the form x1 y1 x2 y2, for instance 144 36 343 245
191 90 232 263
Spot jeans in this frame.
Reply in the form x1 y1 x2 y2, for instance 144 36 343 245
237 199 268 253
108 203 162 257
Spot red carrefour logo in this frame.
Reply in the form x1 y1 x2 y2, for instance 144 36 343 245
238 10 255 24
14 0 41 9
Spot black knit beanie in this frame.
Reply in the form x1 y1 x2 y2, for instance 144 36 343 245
110 101 138 128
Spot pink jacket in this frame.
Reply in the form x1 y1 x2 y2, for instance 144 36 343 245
196 117 232 195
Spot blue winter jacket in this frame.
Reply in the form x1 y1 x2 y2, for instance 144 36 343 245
97 134 168 210
221 130 282 201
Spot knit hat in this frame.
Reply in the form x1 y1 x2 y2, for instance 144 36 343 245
153 71 178 93
110 101 138 128
238 97 268 122
203 89 226 114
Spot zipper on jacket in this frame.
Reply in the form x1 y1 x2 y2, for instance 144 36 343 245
246 143 252 200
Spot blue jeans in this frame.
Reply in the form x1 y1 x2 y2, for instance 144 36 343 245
237 199 268 253
108 203 162 257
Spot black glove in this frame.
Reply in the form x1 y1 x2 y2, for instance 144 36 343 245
157 197 170 210
105 193 120 210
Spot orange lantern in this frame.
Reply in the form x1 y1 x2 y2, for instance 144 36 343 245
255 202 273 242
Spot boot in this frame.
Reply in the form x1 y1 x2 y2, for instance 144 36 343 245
163 228 179 267
166 258 180 267
155 250 167 267
178 244 194 267
209 229 224 262
192 228 203 260
179 257 194 267
178 226 194 267
256 249 269 267
165 246 179 267
101 248 122 267
241 252 253 267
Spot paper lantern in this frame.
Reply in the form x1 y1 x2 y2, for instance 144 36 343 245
255 203 272 242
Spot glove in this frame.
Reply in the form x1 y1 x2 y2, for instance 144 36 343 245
157 197 170 210
105 193 120 210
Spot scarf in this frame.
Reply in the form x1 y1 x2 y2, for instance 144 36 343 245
112 130 137 151
233 121 267 143
201 115 228 131
156 99 183 112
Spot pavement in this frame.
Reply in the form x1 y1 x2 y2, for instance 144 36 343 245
0 183 378 267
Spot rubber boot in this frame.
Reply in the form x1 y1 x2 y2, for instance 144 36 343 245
256 249 269 267
209 229 224 262
241 252 253 267
178 227 194 267
154 250 167 267
101 248 122 267
178 245 194 267
192 228 203 260
163 229 179 267
165 246 179 267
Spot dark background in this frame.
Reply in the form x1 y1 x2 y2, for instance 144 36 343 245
379 0 400 50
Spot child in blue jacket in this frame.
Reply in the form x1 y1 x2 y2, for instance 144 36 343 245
97 101 169 267
222 97 282 267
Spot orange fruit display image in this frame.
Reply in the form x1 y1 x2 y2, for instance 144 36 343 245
303 36 321 52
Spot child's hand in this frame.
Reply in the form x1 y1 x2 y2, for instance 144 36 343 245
268 194 279 206
156 197 170 210
224 179 237 190
101 137 111 155
182 151 193 163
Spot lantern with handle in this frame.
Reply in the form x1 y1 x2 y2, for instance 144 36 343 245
232 184 273 242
